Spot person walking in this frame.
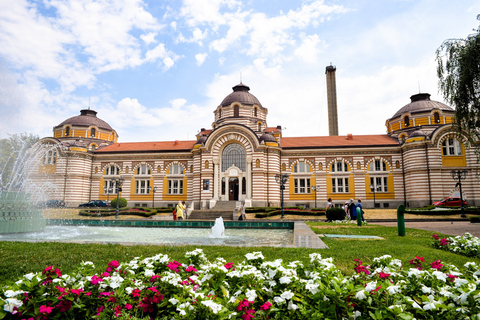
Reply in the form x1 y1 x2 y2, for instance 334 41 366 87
348 199 357 220
176 201 186 220
239 200 246 220
326 198 333 210
343 200 350 219
356 199 365 221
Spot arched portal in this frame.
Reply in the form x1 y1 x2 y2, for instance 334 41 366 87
217 142 250 201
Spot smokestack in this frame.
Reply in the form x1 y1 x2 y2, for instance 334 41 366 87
325 65 339 136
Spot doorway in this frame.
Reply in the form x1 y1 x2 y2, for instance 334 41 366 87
229 177 239 201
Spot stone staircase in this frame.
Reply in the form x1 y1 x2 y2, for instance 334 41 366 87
188 201 238 220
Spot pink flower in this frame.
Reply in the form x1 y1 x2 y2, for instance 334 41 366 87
39 305 54 314
224 262 235 270
108 260 120 268
167 261 182 273
150 275 161 283
56 300 72 312
431 260 443 270
432 234 439 240
147 287 158 293
96 305 105 316
114 305 122 317
440 238 449 246
125 304 133 310
260 301 272 310
42 266 53 275
70 289 84 296
90 275 103 285
131 289 142 297
378 272 391 279
185 266 198 273
102 272 110 278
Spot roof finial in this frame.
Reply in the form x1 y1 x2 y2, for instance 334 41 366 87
418 81 421 93
88 97 91 110
240 72 242 84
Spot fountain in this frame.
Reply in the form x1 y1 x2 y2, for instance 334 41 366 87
0 139 60 234
211 217 225 238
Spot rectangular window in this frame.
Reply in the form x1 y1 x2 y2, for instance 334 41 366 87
203 179 210 191
294 178 311 193
168 179 183 194
136 180 150 194
331 177 349 193
104 180 117 194
370 177 388 192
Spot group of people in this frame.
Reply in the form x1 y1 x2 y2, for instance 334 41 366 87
326 198 365 221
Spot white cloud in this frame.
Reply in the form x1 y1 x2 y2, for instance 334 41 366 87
294 34 323 63
195 53 208 66
141 32 157 45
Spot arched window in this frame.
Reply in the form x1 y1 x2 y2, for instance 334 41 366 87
43 150 57 165
330 160 350 193
442 138 462 155
90 128 96 137
167 163 184 194
282 163 286 171
256 159 260 168
222 143 246 171
254 107 258 117
258 123 262 132
434 112 440 124
65 127 70 137
234 105 239 117
205 160 209 169
292 161 311 194
404 116 410 127
218 108 222 118
105 165 119 176
90 144 97 151
369 159 387 172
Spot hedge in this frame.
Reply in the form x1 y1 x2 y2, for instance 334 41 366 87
79 207 156 218
405 206 480 215
254 208 326 218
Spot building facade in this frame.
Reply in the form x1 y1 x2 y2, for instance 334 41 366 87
33 79 480 210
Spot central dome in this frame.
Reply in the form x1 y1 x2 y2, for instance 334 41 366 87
55 109 113 131
389 93 453 120
220 83 262 107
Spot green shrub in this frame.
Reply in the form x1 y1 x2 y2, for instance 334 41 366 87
110 197 128 208
326 207 346 221
405 207 480 215
469 216 480 223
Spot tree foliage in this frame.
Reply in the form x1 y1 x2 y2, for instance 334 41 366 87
0 133 40 190
436 14 480 147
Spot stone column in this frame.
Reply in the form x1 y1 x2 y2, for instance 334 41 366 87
246 155 252 199
213 157 219 200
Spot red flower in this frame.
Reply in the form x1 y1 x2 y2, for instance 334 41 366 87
90 275 103 285
150 275 161 282
431 260 443 270
42 266 53 275
440 238 449 246
225 262 235 270
378 272 390 279
125 304 133 310
114 305 122 317
39 305 54 314
185 266 198 273
432 234 439 240
56 300 72 312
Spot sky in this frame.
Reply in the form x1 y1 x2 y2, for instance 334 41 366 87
0 0 479 143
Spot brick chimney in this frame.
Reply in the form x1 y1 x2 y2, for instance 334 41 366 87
325 65 339 136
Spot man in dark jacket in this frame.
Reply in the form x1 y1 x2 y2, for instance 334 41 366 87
355 199 365 221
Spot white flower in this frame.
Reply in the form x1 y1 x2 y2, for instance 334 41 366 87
353 310 362 319
268 269 277 278
82 261 94 266
386 285 400 294
421 286 432 294
3 298 23 313
23 273 36 280
280 290 294 300
365 281 377 292
201 300 223 314
355 290 367 300
274 296 285 305
412 301 422 309
279 276 292 284
305 283 319 295
178 309 186 316
144 269 155 277
3 290 25 298
423 295 438 310
432 271 447 282
287 300 298 310
245 289 257 301
169 298 179 305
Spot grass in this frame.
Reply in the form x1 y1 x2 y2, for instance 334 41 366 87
1 222 479 286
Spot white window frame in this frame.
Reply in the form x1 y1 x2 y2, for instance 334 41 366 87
104 180 117 194
332 177 349 193
442 138 462 155
370 177 388 192
136 179 151 194
293 161 311 173
294 178 311 194
168 179 183 194
43 150 57 165
331 160 348 172
369 160 387 172
105 165 119 176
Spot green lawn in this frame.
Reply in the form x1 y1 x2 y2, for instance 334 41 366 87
0 223 478 285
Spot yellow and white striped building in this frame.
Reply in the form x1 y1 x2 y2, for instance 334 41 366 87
34 82 480 209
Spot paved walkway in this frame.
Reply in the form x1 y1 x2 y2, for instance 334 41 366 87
373 221 480 237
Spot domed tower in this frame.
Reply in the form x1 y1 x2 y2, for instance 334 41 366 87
53 109 118 151
213 83 268 134
385 93 454 143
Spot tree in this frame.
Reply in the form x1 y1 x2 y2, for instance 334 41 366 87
436 14 480 150
0 133 40 190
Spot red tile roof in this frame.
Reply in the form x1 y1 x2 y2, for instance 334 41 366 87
281 134 398 149
95 140 196 153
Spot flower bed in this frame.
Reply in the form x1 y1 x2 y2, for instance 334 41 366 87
1 250 479 319
432 233 480 258
79 207 156 218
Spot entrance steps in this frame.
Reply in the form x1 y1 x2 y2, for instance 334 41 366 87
188 201 239 220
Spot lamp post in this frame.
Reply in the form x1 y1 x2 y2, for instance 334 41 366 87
149 186 157 208
451 169 468 218
369 184 376 209
111 176 125 218
311 185 320 208
275 173 288 219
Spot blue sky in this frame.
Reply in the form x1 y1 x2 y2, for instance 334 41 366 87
0 0 479 142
